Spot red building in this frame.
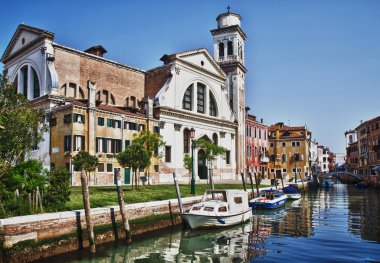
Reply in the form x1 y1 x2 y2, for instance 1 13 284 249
246 114 269 177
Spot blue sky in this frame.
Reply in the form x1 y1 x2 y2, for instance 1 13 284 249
0 0 379 153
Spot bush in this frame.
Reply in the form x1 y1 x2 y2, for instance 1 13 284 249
43 168 71 212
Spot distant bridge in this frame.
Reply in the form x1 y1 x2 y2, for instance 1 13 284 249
326 171 364 182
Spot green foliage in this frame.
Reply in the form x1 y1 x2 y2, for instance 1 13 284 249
0 73 48 178
183 154 193 175
117 143 150 171
133 130 165 159
0 160 46 217
72 151 99 175
196 139 226 164
43 168 71 212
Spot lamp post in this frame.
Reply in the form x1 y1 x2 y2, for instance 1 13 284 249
190 128 196 195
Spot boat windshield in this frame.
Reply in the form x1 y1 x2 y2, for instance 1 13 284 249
259 191 279 200
202 191 227 202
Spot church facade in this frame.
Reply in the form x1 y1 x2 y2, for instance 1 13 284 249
1 11 248 185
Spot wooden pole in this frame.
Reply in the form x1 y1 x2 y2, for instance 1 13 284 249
280 172 284 189
173 173 183 214
248 172 255 198
253 171 260 196
81 169 96 253
115 169 131 242
240 170 247 191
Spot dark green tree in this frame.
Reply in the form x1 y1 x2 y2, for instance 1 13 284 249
116 143 150 190
43 168 71 212
132 131 165 185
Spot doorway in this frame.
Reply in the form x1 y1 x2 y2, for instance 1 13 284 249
198 149 207 179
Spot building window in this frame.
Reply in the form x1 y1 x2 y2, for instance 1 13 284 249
259 129 262 139
64 114 72 124
21 65 28 97
282 154 287 162
219 42 225 58
125 140 130 150
126 122 137 130
49 117 57 127
32 68 40 98
139 124 146 131
282 142 286 147
107 119 121 128
98 163 105 172
264 130 267 140
270 168 275 173
292 141 300 147
107 163 113 172
209 91 217 117
270 142 274 147
227 41 233 56
73 113 85 124
213 133 218 145
98 117 105 126
73 135 85 151
226 150 231 165
254 127 257 138
183 129 190 153
154 126 160 134
182 84 193 110
197 83 205 113
165 146 171 163
269 154 275 162
283 168 287 173
64 135 71 152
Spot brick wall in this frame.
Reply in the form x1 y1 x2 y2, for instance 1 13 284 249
54 46 145 106
145 65 170 98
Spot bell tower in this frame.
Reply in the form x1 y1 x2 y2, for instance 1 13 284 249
211 8 247 173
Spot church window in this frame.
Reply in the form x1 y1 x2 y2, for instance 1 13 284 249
219 42 224 58
213 133 218 145
183 128 190 153
182 84 193 110
32 68 40 98
227 41 233 56
197 83 205 113
209 91 217 117
21 65 28 97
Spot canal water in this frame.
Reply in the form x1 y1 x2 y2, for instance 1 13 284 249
40 184 380 262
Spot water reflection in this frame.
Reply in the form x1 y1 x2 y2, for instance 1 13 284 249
38 185 380 263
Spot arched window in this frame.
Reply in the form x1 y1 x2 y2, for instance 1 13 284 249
182 84 193 110
282 154 287 162
197 83 206 113
270 154 275 162
32 68 40 98
254 127 257 138
212 133 218 145
219 42 224 58
209 91 217 117
15 65 41 99
183 128 190 153
227 41 233 56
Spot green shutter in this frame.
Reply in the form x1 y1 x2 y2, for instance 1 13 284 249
96 138 99 152
102 138 107 152
81 136 85 150
124 168 131 184
111 139 115 153
118 139 122 152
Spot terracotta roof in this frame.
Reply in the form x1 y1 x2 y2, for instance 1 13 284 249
268 124 306 132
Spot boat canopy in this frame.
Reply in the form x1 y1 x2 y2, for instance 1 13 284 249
283 186 298 194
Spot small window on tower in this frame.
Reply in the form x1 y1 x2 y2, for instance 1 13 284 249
201 61 204 66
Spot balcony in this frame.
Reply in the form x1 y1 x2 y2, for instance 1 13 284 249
218 55 238 63
260 156 269 163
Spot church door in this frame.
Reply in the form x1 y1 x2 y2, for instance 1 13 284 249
198 149 207 179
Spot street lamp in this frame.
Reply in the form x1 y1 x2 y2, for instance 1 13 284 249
190 128 196 194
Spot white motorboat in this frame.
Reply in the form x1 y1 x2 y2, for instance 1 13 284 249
283 186 302 200
249 189 287 209
180 189 252 229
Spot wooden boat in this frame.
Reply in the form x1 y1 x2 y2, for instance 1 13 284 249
180 189 252 229
283 186 301 200
249 189 287 209
322 177 334 188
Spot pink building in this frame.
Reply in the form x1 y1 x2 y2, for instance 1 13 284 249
246 114 269 177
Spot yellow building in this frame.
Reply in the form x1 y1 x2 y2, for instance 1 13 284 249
50 84 159 186
267 123 311 182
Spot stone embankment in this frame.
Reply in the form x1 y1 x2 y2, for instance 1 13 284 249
0 196 202 263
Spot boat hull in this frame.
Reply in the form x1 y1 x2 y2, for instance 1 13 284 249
180 209 252 229
249 196 287 209
285 193 301 200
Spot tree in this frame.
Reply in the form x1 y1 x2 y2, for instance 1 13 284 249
132 131 165 185
43 168 71 212
116 143 150 190
0 72 48 178
196 139 226 189
72 151 99 253
183 154 193 177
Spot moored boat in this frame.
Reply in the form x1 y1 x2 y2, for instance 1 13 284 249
249 189 287 209
283 186 301 200
180 189 252 229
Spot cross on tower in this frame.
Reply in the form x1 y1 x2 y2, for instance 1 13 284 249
227 5 231 13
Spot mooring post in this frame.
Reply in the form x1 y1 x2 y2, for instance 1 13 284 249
173 173 183 214
253 169 260 196
248 171 255 198
240 169 247 192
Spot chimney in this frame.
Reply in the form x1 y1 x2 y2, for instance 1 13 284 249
87 81 97 108
260 118 263 124
84 45 107 57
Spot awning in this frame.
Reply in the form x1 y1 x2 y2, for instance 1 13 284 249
372 166 380 172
